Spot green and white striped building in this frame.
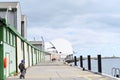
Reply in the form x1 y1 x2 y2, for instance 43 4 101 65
0 2 46 80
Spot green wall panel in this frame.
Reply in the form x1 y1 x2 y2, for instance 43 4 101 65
4 43 16 76
0 25 4 80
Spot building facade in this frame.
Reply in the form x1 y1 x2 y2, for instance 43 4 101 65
0 2 27 38
0 2 45 80
30 41 44 51
29 41 52 61
0 16 45 80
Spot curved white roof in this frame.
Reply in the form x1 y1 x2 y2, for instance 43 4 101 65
45 38 73 55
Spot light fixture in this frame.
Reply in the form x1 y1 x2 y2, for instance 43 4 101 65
0 41 3 44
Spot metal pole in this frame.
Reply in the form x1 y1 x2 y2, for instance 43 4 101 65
5 6 12 23
74 56 77 66
87 55 91 70
98 55 102 73
41 36 44 51
80 56 83 68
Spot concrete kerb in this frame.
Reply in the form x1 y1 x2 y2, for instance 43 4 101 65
65 62 118 80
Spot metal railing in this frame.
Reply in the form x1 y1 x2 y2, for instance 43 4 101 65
112 67 120 78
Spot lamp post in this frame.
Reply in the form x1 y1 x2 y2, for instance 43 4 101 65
5 6 12 23
41 36 44 51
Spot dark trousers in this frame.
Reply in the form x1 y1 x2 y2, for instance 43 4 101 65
20 69 26 79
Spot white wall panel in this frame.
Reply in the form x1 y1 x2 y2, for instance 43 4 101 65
16 37 22 72
24 42 28 67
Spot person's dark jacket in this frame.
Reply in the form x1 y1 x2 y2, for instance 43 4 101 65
19 63 25 72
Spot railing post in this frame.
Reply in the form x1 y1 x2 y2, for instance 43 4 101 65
87 55 91 70
74 56 77 66
80 56 83 68
98 55 102 73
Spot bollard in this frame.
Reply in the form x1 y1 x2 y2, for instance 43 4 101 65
80 56 83 68
74 56 77 66
98 55 102 73
87 55 91 70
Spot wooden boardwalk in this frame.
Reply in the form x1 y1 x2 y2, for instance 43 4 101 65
6 61 118 80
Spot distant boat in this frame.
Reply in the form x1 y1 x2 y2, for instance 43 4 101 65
65 59 79 63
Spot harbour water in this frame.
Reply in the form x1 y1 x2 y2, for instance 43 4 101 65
75 58 120 76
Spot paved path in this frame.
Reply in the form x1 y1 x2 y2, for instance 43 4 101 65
6 61 118 80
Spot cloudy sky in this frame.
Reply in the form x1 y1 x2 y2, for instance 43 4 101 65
2 0 120 57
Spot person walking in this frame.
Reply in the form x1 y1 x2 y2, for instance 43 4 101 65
19 60 26 79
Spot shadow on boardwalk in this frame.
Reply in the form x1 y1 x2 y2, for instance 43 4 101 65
6 61 118 80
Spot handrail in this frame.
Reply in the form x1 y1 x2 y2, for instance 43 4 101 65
112 67 120 78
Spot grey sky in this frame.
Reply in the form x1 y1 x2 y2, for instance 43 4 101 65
1 0 120 56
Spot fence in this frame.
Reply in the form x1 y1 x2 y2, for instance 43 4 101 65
74 55 102 73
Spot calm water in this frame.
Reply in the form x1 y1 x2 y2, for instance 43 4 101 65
74 58 120 76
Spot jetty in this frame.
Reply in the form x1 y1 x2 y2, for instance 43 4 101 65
6 61 117 80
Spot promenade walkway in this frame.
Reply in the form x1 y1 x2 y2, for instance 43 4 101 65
6 61 117 80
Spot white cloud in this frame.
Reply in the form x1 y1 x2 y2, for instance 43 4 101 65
1 0 120 56
20 1 120 57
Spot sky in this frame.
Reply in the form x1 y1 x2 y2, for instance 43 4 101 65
1 0 120 57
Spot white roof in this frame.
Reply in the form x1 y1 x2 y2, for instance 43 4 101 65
45 38 73 55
